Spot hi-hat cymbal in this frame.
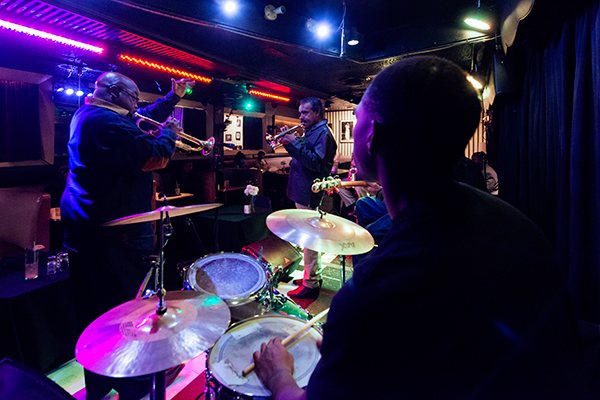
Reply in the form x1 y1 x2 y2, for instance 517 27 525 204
267 209 374 255
76 291 230 377
102 203 223 226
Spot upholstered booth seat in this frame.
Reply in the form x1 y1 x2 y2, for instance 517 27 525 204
0 188 50 259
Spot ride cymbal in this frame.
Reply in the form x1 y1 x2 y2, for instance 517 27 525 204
102 203 223 226
266 209 374 255
76 291 230 377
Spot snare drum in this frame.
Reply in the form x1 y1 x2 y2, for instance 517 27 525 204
206 314 322 399
186 253 267 321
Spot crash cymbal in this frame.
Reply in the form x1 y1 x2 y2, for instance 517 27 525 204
76 291 230 377
266 209 374 255
102 203 223 226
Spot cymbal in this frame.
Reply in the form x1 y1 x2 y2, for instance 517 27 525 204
76 291 231 377
102 203 223 226
266 209 375 255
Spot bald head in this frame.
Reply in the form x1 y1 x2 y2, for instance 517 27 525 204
363 56 480 170
94 71 140 113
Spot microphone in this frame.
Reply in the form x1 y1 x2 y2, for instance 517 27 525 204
214 142 236 149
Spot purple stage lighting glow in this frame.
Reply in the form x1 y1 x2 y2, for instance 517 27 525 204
0 19 104 54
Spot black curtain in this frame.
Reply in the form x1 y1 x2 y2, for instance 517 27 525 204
494 1 600 323
0 81 40 162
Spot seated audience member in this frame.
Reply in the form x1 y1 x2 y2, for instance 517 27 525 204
234 151 247 168
257 150 270 172
453 155 486 191
166 160 203 202
472 151 499 195
252 56 590 399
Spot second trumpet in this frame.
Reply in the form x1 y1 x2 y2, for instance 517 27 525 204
134 113 215 156
265 124 304 149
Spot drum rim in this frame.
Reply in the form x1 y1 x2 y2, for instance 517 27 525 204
207 314 323 397
187 253 266 304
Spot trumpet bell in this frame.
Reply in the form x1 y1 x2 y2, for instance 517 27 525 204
134 112 213 155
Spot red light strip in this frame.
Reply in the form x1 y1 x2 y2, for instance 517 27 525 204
248 89 290 102
0 18 103 53
118 54 212 83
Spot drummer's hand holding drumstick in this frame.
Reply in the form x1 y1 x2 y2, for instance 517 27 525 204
253 337 306 400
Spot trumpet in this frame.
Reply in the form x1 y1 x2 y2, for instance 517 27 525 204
134 113 215 156
265 124 304 149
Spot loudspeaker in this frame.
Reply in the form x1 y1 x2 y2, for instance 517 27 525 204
0 358 76 400
493 50 518 96
242 234 302 280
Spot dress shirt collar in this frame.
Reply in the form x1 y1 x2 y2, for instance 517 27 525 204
85 97 130 116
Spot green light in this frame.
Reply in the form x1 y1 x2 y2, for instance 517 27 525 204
185 86 193 95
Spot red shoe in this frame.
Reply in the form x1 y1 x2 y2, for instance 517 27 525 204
288 285 320 299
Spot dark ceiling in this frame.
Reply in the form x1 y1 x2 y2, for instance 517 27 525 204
0 0 499 106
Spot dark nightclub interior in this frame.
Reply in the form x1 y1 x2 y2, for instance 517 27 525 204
1 0 599 399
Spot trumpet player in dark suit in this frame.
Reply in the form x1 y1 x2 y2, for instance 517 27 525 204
280 97 337 299
60 71 193 400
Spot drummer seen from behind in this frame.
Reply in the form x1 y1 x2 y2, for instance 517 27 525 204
60 72 193 400
279 97 337 300
252 56 589 399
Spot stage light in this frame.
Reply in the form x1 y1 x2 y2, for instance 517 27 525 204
0 19 103 53
65 88 74 95
185 86 193 95
223 1 239 16
118 54 212 83
467 75 483 89
465 17 491 31
264 5 286 21
56 87 65 93
315 23 331 39
347 27 360 46
75 90 84 97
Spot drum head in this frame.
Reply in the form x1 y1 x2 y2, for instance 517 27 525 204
187 253 266 306
208 314 322 397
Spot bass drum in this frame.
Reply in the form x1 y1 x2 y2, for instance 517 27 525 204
206 314 322 399
186 253 267 322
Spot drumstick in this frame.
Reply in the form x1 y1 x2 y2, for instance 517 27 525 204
242 308 330 376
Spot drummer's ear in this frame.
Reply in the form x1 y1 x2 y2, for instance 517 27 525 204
369 120 387 155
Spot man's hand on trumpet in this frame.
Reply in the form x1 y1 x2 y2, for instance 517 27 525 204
162 116 182 136
279 125 296 146
171 78 195 98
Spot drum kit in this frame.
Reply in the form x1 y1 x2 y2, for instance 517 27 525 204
77 202 374 399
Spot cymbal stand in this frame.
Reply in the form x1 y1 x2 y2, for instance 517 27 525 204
151 196 174 400
340 254 347 287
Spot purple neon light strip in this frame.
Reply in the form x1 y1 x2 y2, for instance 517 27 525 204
0 18 103 53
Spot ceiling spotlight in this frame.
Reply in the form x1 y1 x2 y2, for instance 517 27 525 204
65 88 74 95
222 0 239 16
315 22 331 39
264 5 286 21
347 27 360 46
75 90 84 97
467 75 483 90
465 17 491 31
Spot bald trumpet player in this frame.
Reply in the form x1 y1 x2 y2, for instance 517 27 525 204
60 72 194 400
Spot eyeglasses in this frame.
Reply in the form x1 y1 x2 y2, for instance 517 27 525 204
118 87 139 103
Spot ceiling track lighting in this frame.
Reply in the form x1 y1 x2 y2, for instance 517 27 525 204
264 5 286 21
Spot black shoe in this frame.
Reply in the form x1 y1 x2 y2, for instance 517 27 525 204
292 278 323 287
288 285 320 299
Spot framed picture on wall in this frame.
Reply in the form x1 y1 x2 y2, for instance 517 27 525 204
340 120 354 142
225 133 232 141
